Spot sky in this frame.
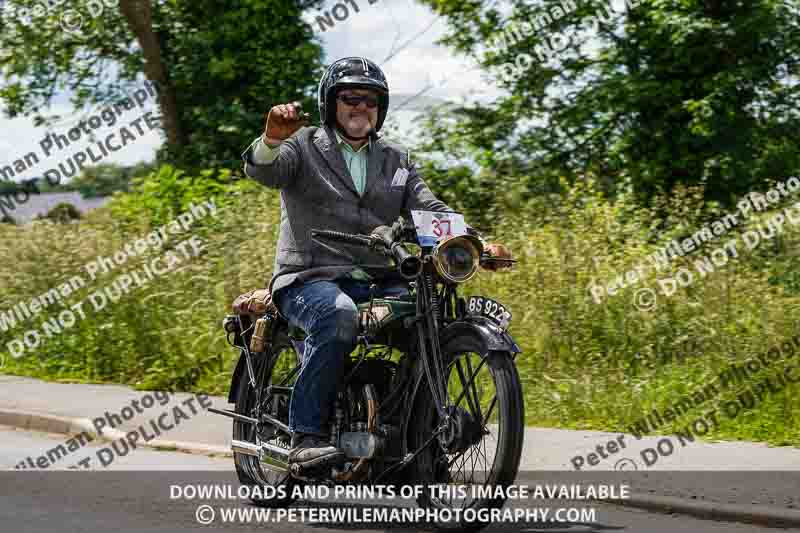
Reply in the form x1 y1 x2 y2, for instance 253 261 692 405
0 0 503 184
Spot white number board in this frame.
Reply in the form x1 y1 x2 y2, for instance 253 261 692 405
411 210 468 247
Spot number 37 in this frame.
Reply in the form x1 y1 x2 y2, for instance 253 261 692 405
432 219 451 238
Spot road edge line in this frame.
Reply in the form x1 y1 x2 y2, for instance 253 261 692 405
0 408 232 459
606 493 800 529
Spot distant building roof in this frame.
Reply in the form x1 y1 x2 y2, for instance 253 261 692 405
3 192 109 224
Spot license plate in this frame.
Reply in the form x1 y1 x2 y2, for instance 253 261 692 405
467 296 512 329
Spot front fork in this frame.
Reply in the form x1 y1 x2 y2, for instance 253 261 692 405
415 270 452 423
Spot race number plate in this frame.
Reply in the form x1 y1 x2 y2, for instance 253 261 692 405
467 296 512 329
410 210 468 247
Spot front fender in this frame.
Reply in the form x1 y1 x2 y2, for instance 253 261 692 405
439 316 522 355
408 316 521 410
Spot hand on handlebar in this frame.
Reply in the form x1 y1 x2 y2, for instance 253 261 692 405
369 225 396 249
482 243 514 271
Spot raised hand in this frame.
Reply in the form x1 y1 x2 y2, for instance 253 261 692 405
263 102 310 145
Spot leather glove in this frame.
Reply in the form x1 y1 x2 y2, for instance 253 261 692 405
263 102 310 145
482 243 514 271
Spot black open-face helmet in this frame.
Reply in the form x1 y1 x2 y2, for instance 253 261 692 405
318 57 390 137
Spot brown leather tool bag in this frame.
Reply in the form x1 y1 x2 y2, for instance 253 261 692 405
231 289 277 316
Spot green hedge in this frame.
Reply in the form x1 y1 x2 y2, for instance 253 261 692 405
0 167 798 447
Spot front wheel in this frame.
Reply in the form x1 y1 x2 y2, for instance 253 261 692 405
408 340 524 532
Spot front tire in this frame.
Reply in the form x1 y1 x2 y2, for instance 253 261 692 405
409 340 524 532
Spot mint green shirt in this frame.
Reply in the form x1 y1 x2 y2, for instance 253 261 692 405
334 131 370 196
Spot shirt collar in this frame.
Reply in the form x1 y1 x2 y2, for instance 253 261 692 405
334 130 372 153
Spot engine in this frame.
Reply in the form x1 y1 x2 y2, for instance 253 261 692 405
330 356 411 481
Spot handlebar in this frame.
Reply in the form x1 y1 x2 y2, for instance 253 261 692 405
310 228 422 280
310 229 374 248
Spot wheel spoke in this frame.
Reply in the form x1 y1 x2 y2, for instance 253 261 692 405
463 355 483 422
481 432 490 479
449 355 488 413
482 394 498 426
454 358 481 420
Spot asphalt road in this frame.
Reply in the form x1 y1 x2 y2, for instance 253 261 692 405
0 425 795 533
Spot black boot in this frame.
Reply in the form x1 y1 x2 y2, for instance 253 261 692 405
288 433 345 469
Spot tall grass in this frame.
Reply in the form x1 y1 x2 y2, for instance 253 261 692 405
1 168 798 447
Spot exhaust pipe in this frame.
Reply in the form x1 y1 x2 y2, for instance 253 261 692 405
231 440 259 456
231 440 290 473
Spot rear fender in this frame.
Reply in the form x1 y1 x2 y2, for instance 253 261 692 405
228 353 247 404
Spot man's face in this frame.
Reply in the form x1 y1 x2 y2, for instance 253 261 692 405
335 88 379 138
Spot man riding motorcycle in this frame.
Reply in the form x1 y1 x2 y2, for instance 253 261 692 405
241 56 511 471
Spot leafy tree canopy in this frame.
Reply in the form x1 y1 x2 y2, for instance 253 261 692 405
416 0 800 211
0 0 325 169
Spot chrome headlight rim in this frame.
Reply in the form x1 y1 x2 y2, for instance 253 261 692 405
432 235 483 284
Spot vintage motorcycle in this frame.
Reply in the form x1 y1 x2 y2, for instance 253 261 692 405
211 211 524 531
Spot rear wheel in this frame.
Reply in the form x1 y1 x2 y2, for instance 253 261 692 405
233 330 302 507
409 338 524 531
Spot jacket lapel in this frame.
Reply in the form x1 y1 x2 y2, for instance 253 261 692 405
313 126 359 197
363 137 386 198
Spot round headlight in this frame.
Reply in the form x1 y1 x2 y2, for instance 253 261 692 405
433 235 482 283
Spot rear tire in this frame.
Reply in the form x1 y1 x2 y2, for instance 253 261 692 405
233 330 301 507
409 340 524 532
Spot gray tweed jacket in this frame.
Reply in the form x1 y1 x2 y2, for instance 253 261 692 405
242 124 453 297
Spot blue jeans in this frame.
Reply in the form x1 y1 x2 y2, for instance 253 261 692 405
273 277 408 437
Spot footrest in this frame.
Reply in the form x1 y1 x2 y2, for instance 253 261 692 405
266 385 293 396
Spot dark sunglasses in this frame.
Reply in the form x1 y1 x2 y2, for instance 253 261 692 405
337 94 379 108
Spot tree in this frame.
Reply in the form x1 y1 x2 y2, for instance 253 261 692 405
41 202 82 223
68 162 150 197
415 0 800 207
0 0 324 168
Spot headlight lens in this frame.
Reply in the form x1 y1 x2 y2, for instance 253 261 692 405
433 236 482 283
